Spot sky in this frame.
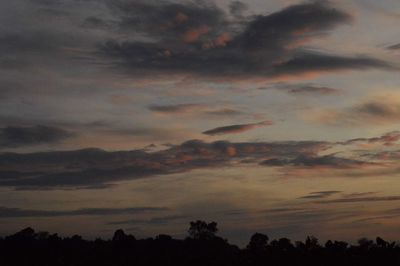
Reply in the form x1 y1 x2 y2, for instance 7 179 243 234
0 0 400 246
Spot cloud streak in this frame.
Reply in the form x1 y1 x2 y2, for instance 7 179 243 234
148 104 206 114
202 121 272 135
387 43 400 50
261 154 370 169
0 206 167 218
316 196 400 204
299 191 342 199
260 83 341 95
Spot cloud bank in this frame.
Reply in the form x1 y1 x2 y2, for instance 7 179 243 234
99 1 394 80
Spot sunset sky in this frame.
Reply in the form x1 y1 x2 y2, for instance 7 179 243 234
1 0 400 246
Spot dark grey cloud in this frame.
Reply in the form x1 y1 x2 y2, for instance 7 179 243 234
286 86 339 95
0 125 74 148
148 104 243 117
99 1 394 79
0 206 167 218
0 139 328 190
362 150 400 161
387 43 400 50
261 154 369 168
0 32 64 69
0 33 56 55
148 103 205 113
270 51 392 77
261 207 308 214
204 108 243 116
339 131 400 146
299 191 342 199
106 0 226 42
82 16 113 30
29 0 64 6
229 1 248 18
260 83 340 95
0 131 395 190
322 96 400 125
356 102 397 117
316 196 400 204
108 214 188 225
342 192 377 198
0 0 393 83
202 121 272 135
0 0 106 71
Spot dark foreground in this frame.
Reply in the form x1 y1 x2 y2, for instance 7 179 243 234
1 221 400 266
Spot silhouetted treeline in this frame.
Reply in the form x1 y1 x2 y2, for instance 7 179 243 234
1 220 400 266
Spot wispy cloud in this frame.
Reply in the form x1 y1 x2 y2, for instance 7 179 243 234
317 196 400 204
148 104 206 114
202 121 272 135
0 206 168 218
387 43 400 50
108 215 188 225
261 154 370 169
148 104 243 117
260 83 341 95
299 191 342 199
317 93 400 126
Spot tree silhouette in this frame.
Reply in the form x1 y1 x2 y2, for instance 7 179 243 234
188 220 218 240
247 233 269 251
305 235 320 250
1 222 400 266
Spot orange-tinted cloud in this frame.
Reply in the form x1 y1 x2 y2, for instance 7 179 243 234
214 32 231 47
101 2 394 81
181 26 210 43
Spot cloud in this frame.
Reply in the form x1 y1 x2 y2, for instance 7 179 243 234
285 86 340 95
316 196 400 204
342 192 377 198
149 104 243 117
317 93 400 126
363 150 400 161
108 214 188 225
106 0 225 41
0 125 74 148
229 1 248 18
261 154 370 169
99 1 394 80
1 131 397 190
0 139 328 190
204 108 243 116
148 104 205 114
0 206 167 218
299 191 342 199
260 83 341 95
339 131 400 146
202 121 272 135
82 16 113 30
387 43 400 50
0 33 61 69
269 51 392 78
